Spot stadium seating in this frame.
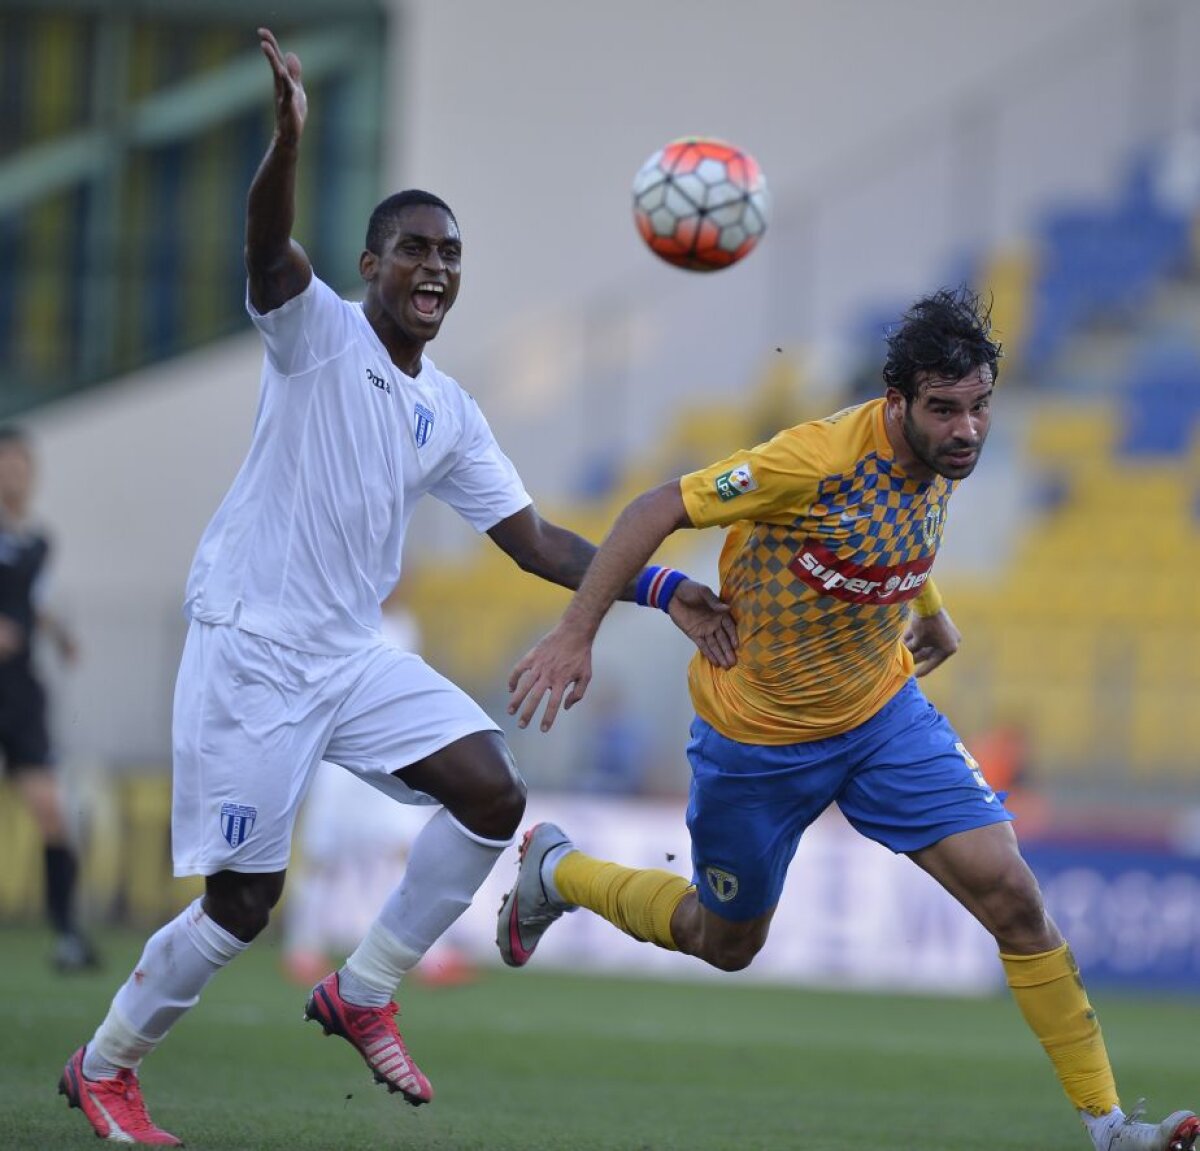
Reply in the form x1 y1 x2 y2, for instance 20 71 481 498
1018 153 1195 372
928 387 1200 781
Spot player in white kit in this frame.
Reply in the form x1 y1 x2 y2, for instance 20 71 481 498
58 27 737 1146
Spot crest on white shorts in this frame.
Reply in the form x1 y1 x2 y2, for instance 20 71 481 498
220 802 257 848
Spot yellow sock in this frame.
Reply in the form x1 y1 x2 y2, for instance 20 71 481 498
1002 943 1118 1115
554 851 691 950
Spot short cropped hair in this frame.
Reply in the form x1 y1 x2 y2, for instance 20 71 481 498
882 286 1002 400
365 190 458 255
0 425 29 450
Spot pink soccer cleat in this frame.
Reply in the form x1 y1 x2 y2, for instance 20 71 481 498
58 1045 182 1145
303 971 433 1105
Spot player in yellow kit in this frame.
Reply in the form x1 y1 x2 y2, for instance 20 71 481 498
497 288 1197 1151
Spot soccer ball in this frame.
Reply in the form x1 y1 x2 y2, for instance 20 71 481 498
631 137 769 272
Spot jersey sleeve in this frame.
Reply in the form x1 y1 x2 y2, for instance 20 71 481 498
429 395 532 532
245 274 353 377
680 424 830 529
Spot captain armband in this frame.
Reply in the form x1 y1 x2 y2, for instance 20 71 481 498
911 578 944 618
635 565 690 613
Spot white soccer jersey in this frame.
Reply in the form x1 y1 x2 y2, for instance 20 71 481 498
183 275 531 655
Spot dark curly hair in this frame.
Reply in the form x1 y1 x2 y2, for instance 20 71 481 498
881 286 1001 400
365 190 458 255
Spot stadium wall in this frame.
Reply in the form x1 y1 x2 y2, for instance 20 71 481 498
4 782 1198 993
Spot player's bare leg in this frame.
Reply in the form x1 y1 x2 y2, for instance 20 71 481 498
61 890 254 1145
912 823 1196 1151
666 892 773 972
14 767 99 971
310 731 522 1103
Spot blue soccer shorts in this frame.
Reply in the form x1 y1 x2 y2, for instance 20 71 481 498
684 677 1013 921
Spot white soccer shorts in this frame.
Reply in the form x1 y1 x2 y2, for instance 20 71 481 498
170 620 499 876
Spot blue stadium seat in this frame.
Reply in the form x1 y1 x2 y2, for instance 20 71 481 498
1020 163 1192 372
1117 340 1200 457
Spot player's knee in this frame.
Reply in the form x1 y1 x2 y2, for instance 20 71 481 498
474 764 527 840
983 869 1051 947
443 760 527 842
463 738 527 838
408 731 527 840
699 933 765 973
204 873 284 942
205 896 271 942
16 770 68 839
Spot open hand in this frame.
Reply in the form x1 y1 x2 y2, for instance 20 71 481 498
904 608 961 677
507 624 594 733
258 28 307 145
667 579 738 668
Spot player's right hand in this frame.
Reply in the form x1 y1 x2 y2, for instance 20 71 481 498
507 625 594 733
258 28 307 145
667 579 738 668
0 615 22 660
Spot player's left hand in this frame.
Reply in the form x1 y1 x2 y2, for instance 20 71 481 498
667 579 738 668
904 608 960 677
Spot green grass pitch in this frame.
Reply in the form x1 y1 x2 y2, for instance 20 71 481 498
2 925 1196 1150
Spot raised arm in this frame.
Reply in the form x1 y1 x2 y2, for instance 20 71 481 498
506 481 724 732
245 27 313 314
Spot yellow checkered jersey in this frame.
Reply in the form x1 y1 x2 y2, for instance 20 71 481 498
679 398 952 744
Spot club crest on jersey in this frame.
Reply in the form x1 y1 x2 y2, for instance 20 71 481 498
923 504 943 548
413 403 435 448
715 464 757 502
220 802 257 848
704 866 739 903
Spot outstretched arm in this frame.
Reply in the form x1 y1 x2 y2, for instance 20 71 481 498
487 505 614 596
245 27 313 314
489 496 736 675
506 481 726 732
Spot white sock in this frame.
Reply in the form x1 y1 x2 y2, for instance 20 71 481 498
340 809 509 1007
84 898 247 1078
540 841 577 906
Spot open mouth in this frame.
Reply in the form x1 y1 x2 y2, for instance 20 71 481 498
412 281 445 318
